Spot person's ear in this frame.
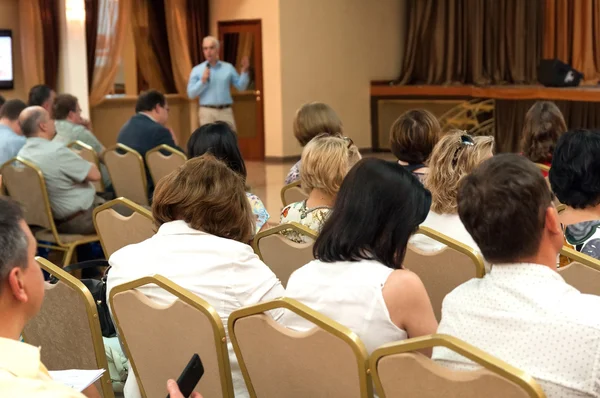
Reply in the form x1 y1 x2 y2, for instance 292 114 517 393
545 206 562 236
6 267 28 303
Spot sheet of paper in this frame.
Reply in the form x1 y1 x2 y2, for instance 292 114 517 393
48 369 106 392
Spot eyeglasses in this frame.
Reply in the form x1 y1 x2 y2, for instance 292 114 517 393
452 134 475 167
344 136 354 148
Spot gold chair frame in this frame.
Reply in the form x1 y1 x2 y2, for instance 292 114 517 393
560 246 600 272
228 297 372 398
1 157 99 266
439 99 495 131
103 144 148 206
145 144 187 185
370 334 545 398
280 180 306 207
468 118 494 136
251 222 318 260
412 226 486 278
92 197 155 258
26 257 115 397
535 163 550 173
108 275 234 398
67 140 105 193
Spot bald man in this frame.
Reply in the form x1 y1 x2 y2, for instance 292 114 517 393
17 106 103 234
187 36 250 130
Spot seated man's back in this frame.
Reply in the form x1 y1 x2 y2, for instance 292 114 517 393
434 153 600 398
19 136 95 221
117 90 180 195
434 266 600 397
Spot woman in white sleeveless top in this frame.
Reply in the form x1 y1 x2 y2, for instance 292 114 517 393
282 158 438 355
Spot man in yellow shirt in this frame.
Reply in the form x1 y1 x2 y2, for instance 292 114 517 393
0 197 197 398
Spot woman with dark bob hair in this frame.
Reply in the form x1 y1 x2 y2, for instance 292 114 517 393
107 155 284 397
281 158 438 354
188 121 270 233
550 129 600 259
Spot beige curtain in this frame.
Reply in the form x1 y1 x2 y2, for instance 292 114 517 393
164 0 192 95
235 33 253 70
89 0 132 107
131 0 166 92
19 0 45 92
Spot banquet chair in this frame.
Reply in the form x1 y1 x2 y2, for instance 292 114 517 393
1 157 99 266
23 258 114 398
93 197 155 258
405 226 485 321
280 181 308 207
370 334 545 398
145 144 187 186
558 246 600 296
228 297 372 398
67 140 105 193
103 144 149 206
109 275 234 398
252 222 318 287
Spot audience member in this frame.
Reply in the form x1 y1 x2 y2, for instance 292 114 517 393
27 85 56 116
0 94 5 108
433 154 600 398
53 94 111 190
389 109 442 182
0 99 27 165
282 158 437 355
187 122 270 233
280 134 361 243
17 106 103 234
521 101 566 176
107 155 284 397
0 197 88 397
410 132 494 258
285 102 343 184
53 94 103 153
117 90 181 195
550 129 600 259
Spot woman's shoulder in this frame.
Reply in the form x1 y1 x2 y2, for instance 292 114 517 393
383 269 428 303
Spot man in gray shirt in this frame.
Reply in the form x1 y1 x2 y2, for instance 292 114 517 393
17 106 103 235
0 100 27 166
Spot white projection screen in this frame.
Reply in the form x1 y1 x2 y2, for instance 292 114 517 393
0 30 14 90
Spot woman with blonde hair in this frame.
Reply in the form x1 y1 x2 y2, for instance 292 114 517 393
280 134 361 242
389 109 442 182
285 102 344 184
107 155 284 397
410 131 495 254
521 101 567 177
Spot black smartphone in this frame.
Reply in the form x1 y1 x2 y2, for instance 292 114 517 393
166 354 204 398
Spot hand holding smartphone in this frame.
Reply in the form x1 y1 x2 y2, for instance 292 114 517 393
166 354 204 398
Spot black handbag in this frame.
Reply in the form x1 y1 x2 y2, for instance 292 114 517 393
51 260 116 338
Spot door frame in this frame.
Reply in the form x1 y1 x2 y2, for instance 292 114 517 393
218 19 265 160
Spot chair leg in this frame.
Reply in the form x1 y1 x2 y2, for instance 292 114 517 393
63 247 75 267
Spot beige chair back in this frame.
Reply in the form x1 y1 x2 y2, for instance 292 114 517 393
280 181 308 207
405 226 485 321
109 276 233 398
23 258 114 397
93 197 155 258
229 298 371 398
252 223 317 287
1 157 55 230
559 246 600 295
68 140 105 192
371 334 545 398
145 144 187 186
103 144 148 206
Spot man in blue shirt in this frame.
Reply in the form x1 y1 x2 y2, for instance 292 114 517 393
187 36 250 130
0 99 27 166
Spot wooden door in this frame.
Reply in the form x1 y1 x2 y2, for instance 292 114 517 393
218 20 265 160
